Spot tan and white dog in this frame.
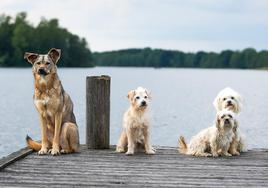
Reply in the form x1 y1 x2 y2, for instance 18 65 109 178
213 87 246 155
116 87 155 155
179 110 236 157
24 48 79 155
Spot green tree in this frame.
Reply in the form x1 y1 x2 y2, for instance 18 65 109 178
229 51 242 68
0 12 93 67
242 48 257 69
0 15 14 66
11 12 34 66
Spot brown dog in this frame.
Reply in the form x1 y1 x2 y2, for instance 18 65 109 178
24 48 79 155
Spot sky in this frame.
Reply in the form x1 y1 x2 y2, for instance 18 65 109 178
0 0 267 52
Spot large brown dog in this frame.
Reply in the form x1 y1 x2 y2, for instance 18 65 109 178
24 48 79 155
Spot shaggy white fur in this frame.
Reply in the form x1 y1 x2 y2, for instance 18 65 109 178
116 87 155 155
213 87 243 113
179 110 236 157
213 87 246 154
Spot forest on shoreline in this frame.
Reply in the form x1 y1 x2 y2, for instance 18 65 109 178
93 48 268 69
1 13 267 69
0 12 93 67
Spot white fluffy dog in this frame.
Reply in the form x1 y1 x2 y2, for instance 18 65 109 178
213 87 246 155
116 87 155 155
213 87 243 113
179 110 236 157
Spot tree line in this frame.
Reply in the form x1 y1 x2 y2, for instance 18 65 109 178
1 13 267 69
0 12 93 67
93 48 268 69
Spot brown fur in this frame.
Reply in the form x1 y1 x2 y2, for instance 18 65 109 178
24 48 79 155
26 135 41 151
178 136 188 154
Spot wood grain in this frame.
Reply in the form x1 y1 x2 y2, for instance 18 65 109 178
86 75 110 149
0 146 267 187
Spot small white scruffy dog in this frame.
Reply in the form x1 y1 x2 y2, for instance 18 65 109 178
116 87 155 155
179 109 236 157
213 87 246 155
213 87 243 114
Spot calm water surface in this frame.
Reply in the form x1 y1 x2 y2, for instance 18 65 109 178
0 67 267 158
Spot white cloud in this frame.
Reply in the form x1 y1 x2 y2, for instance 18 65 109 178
0 0 267 52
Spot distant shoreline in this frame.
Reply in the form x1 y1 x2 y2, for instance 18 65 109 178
0 66 267 70
92 48 268 69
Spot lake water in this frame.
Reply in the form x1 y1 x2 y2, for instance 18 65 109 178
0 67 268 158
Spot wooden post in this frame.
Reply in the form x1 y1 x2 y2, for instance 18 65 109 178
86 75 110 149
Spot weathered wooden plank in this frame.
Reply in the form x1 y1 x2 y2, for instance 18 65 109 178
1 171 268 183
0 147 33 171
0 177 267 187
0 146 267 187
86 76 110 149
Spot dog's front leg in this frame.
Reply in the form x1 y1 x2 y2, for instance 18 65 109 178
211 141 219 157
51 113 62 155
222 145 232 157
143 127 155 155
116 131 127 153
39 115 49 155
229 140 240 156
126 128 135 155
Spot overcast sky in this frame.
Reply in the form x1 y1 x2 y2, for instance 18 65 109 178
1 0 267 52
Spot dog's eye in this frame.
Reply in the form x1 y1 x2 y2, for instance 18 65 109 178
144 96 148 99
231 96 234 100
221 115 225 119
45 62 50 65
228 115 233 118
36 62 41 65
223 98 226 101
136 96 140 100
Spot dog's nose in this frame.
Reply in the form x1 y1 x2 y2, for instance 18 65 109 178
224 119 230 124
38 68 47 75
227 100 232 104
141 101 146 106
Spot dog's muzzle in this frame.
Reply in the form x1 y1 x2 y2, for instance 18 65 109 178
141 101 147 107
38 68 48 76
227 101 233 107
224 119 230 124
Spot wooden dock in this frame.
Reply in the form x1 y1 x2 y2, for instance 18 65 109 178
1 76 267 187
0 145 268 187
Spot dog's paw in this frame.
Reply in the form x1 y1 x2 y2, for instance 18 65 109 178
224 152 232 157
50 148 61 156
204 153 212 157
38 148 49 155
230 151 240 156
146 149 155 155
116 147 125 153
125 151 134 156
60 149 70 154
212 153 219 157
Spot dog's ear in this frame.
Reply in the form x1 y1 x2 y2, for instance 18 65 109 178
145 89 152 99
127 90 136 102
215 114 221 130
213 95 222 112
234 94 243 113
24 52 38 64
48 48 61 64
233 119 239 132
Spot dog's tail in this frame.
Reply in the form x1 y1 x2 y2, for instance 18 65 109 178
26 135 41 151
178 136 188 154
